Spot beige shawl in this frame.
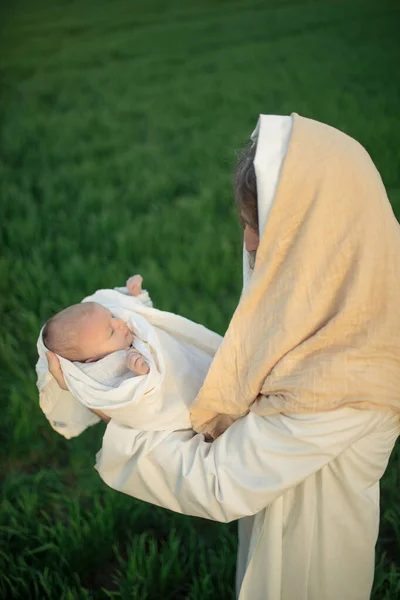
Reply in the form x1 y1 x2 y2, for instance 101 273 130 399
190 113 400 439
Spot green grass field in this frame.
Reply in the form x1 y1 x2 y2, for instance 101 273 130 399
1 0 400 597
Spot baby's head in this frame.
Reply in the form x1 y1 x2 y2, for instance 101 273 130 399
43 302 134 363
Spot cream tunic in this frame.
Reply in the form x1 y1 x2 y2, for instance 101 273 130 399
95 407 399 599
94 114 399 598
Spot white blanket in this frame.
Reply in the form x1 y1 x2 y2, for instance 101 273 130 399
36 287 222 436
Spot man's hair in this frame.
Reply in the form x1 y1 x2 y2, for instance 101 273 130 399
42 302 96 361
233 140 258 232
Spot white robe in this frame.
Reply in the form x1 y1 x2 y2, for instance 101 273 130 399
95 407 399 599
94 115 400 598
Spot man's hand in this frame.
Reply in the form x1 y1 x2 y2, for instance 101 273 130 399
126 348 150 375
46 352 68 390
126 274 143 296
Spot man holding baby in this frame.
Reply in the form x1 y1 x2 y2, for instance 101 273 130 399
44 114 400 600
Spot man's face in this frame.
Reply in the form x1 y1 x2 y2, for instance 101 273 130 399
77 303 134 362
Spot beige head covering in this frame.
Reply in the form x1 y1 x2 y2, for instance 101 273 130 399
190 113 400 439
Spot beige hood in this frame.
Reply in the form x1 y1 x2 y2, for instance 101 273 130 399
190 113 400 439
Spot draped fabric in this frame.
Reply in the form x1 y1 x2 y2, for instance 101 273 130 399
191 114 400 439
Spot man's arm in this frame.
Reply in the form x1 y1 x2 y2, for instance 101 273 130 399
95 407 388 523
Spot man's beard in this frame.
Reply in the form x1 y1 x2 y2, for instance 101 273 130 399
248 250 257 270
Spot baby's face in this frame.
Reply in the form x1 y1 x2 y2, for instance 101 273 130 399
78 303 134 362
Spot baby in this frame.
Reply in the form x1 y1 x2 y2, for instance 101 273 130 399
42 275 150 375
38 274 222 437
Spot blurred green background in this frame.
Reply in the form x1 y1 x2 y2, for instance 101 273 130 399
1 0 400 597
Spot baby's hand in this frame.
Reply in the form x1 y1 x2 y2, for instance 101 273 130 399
126 274 143 296
126 348 150 375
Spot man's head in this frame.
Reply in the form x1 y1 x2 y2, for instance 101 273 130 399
42 302 134 363
234 140 259 265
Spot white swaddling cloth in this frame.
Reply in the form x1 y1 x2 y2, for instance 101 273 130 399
36 287 222 434
76 350 136 388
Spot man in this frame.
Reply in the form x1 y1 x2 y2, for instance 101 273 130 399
45 114 400 599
